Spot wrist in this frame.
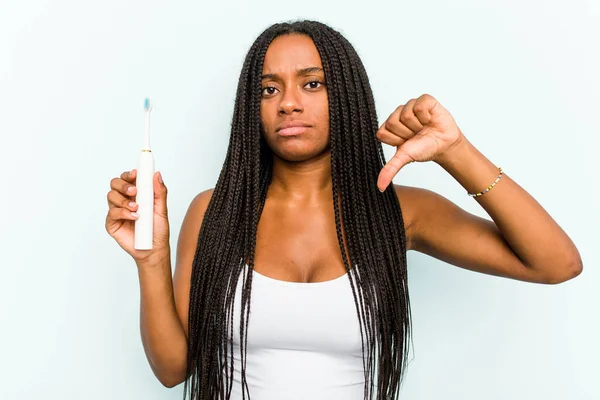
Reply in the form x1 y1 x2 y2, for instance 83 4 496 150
135 248 171 270
434 132 471 169
432 135 501 196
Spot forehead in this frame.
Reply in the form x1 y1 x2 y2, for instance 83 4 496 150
262 34 323 73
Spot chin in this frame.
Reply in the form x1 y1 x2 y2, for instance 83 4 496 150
270 141 330 162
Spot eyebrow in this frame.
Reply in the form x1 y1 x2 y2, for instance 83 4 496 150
261 67 324 80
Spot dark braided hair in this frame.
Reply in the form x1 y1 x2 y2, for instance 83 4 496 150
183 20 412 400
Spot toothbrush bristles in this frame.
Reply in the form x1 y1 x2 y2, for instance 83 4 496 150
144 97 152 112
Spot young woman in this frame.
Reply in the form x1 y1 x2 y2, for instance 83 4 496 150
105 20 582 400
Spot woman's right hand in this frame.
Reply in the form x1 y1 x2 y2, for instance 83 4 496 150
105 169 171 265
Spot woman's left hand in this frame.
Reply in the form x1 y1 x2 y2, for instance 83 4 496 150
376 94 466 192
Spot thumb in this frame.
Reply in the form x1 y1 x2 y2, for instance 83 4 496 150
153 171 168 217
377 148 414 192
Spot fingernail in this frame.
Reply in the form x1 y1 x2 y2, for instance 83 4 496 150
131 212 139 218
378 187 384 193
158 171 163 184
129 202 136 208
127 186 135 193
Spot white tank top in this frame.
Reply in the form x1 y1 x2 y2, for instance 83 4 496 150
225 265 367 399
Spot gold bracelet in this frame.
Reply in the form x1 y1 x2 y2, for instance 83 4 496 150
468 167 503 197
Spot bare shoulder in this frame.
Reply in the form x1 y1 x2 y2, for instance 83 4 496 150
173 188 215 338
177 188 215 249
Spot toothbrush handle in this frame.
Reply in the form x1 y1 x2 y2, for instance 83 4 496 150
134 151 155 250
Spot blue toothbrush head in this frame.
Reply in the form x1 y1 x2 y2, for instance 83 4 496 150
144 97 153 112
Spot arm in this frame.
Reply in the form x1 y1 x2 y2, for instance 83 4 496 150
137 253 188 388
138 188 214 387
397 137 582 284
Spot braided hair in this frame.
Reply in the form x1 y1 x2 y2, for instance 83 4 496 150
183 20 412 400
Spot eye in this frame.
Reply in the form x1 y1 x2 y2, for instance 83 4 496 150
304 81 324 90
261 86 278 96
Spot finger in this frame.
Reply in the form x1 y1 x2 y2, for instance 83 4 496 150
107 189 139 211
110 177 137 198
153 171 169 218
376 127 407 147
399 98 424 133
106 205 139 223
380 105 414 140
120 169 137 183
377 148 414 192
413 94 436 126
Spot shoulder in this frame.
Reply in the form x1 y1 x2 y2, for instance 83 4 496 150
178 188 215 252
179 188 215 231
177 186 216 247
188 188 215 217
178 188 215 248
393 184 448 251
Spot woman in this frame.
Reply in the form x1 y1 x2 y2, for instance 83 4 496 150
105 20 582 400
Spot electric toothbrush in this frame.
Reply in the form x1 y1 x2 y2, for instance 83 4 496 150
134 97 154 250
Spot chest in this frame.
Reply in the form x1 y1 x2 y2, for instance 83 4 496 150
252 201 349 283
227 267 365 397
231 268 363 355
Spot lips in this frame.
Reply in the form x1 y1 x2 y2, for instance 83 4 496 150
276 121 312 136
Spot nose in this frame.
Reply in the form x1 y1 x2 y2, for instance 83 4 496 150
278 86 303 115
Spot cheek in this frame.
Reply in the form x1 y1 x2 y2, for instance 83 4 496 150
260 102 276 132
313 100 330 137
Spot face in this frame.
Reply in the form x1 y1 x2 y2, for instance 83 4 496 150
260 34 330 162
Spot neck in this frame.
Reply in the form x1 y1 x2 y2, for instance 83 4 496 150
268 151 333 205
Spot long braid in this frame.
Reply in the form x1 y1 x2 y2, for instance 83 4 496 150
183 20 412 400
317 28 377 399
329 30 382 398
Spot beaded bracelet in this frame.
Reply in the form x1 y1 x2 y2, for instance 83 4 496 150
468 167 503 197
